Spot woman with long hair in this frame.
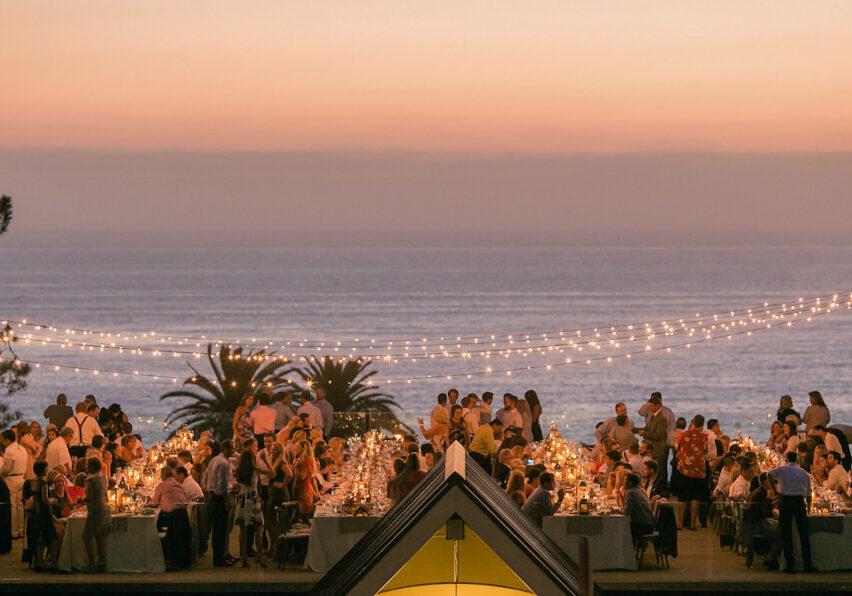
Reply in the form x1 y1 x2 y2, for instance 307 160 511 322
524 390 543 442
445 405 469 449
82 456 111 573
232 393 255 445
29 421 46 448
386 458 407 502
233 450 266 567
293 440 320 518
16 420 42 480
776 395 801 425
781 420 800 456
802 390 830 433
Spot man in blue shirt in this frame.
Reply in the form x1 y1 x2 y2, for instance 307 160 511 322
768 451 816 573
204 439 235 567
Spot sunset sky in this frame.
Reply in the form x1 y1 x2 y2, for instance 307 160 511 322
2 2 851 241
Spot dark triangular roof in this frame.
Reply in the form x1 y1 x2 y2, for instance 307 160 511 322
311 442 586 595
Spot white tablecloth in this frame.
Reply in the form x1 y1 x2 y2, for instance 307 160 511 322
57 511 166 573
305 510 381 573
543 514 637 570
794 514 852 571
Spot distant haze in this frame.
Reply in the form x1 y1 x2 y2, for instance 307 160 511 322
1 149 851 246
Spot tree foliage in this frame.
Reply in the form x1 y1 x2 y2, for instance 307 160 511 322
160 344 292 440
1 195 29 426
0 195 11 236
289 356 411 434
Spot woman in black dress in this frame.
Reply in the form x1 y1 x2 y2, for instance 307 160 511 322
25 460 56 571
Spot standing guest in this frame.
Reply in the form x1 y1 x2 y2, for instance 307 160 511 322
203 439 236 567
478 392 494 426
30 422 46 449
1 429 27 539
297 391 323 432
82 456 111 573
638 392 676 446
45 427 74 475
802 391 830 433
676 415 709 530
25 460 57 570
515 396 534 443
596 403 634 442
522 472 564 527
446 405 469 449
314 387 335 438
63 402 104 459
777 395 802 425
264 443 292 525
496 394 524 431
293 440 320 519
824 452 849 494
417 414 448 455
469 419 503 474
232 393 255 446
16 421 43 479
271 392 297 433
256 434 275 507
233 449 266 567
637 395 670 483
622 473 657 546
447 388 460 412
525 390 544 442
461 395 479 439
768 451 816 573
48 474 70 565
431 394 449 428
44 394 74 429
249 393 277 445
174 466 204 502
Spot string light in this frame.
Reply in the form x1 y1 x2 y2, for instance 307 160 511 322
3 290 848 350
3 292 848 386
4 292 846 367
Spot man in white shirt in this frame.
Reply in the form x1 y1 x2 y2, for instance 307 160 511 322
45 427 74 474
626 443 645 474
813 425 843 456
713 455 735 497
249 393 277 443
824 451 849 494
315 388 335 438
1 429 28 538
297 391 323 430
496 394 524 431
474 392 493 426
174 466 204 501
63 401 104 458
728 461 756 499
461 394 480 438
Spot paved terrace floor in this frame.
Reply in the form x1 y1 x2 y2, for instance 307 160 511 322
2 527 852 594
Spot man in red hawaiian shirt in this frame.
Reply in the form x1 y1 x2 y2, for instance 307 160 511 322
676 414 709 530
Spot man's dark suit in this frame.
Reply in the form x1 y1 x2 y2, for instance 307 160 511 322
643 411 670 483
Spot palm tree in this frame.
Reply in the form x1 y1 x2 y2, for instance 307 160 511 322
290 356 411 435
160 343 293 439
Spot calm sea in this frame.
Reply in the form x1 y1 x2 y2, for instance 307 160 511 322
3 246 851 443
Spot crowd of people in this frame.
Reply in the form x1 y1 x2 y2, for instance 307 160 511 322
2 384 850 577
585 390 851 573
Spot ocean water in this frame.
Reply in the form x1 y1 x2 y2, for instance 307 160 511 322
2 245 851 443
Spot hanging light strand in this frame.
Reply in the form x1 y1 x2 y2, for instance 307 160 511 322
2 290 848 350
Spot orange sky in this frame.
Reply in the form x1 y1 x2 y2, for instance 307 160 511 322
3 1 852 152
